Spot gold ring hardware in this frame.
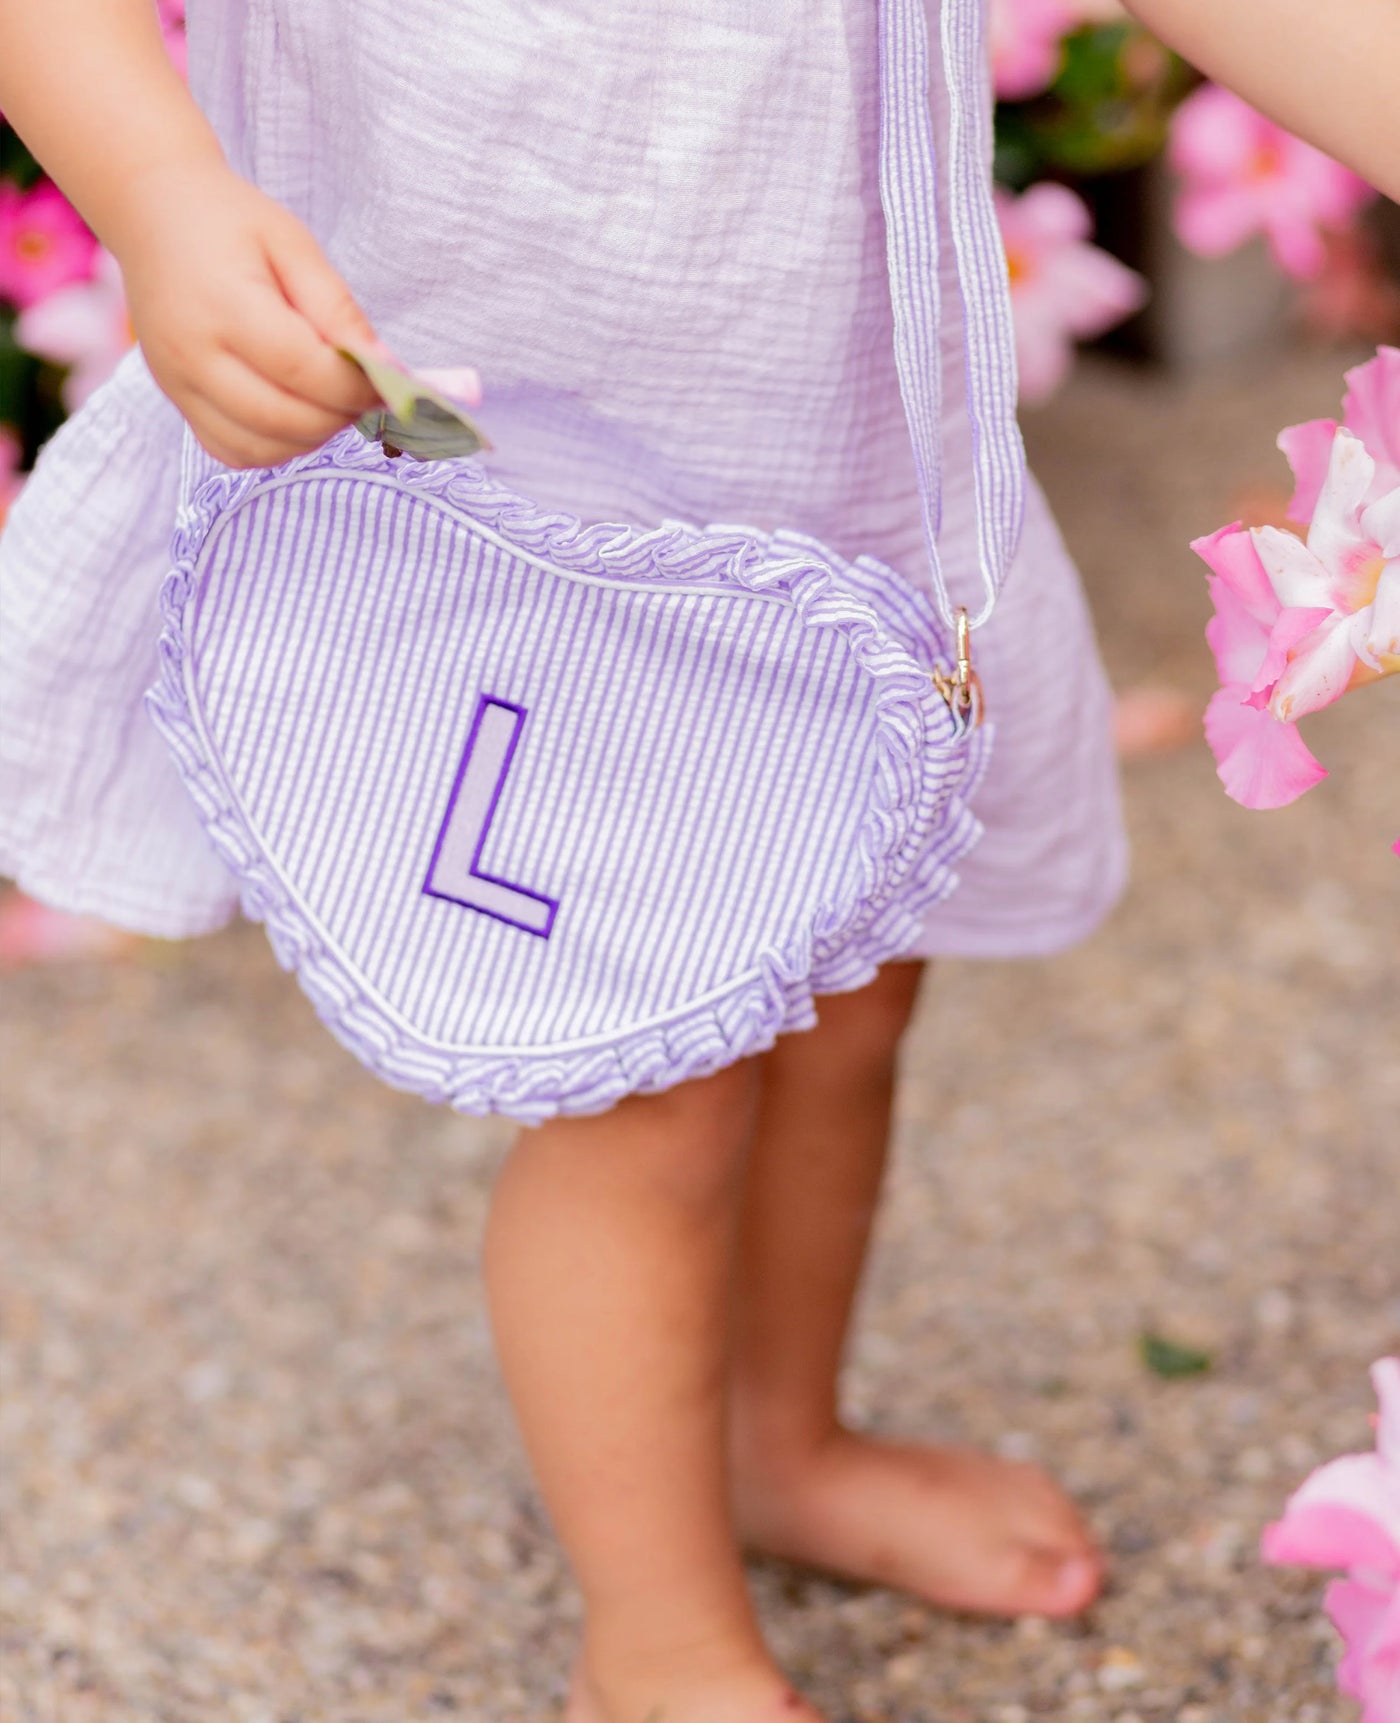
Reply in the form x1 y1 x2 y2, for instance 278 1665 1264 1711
931 606 984 726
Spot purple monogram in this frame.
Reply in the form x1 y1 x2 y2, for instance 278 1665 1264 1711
423 695 560 938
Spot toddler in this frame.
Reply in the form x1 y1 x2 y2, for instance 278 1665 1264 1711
1 2 1396 1719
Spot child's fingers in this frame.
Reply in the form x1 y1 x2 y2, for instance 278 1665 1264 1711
203 349 356 444
258 211 385 380
183 362 352 469
227 279 381 416
183 394 314 471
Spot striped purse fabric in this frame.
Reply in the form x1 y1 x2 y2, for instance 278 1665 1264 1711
146 0 1026 1123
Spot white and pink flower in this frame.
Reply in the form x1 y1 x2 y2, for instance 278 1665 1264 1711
1195 352 1400 814
1278 345 1400 524
15 248 134 410
1170 84 1375 281
997 181 1147 403
1263 1359 1400 1723
0 179 98 310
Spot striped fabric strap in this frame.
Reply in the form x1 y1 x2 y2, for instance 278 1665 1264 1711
877 0 1026 633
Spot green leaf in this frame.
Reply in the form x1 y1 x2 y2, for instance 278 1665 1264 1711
339 343 490 462
1139 1331 1214 1380
994 27 1196 180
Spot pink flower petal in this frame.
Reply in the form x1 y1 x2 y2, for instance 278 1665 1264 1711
13 250 132 409
1246 604 1333 707
1192 522 1282 630
416 364 484 408
1360 487 1400 563
15 280 122 364
990 0 1081 99
1265 209 1331 281
1169 83 1263 177
1204 571 1272 688
1175 183 1269 260
1282 352 1400 531
1263 1491 1400 1578
1343 346 1400 492
1263 1360 1400 1721
1253 523 1337 611
1306 432 1386 606
1269 611 1367 721
1325 1578 1400 1720
1203 685 1328 808
1013 317 1075 405
1278 418 1339 524
1007 180 1094 246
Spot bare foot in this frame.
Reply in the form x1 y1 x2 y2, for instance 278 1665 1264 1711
0 891 137 967
1112 683 1198 758
564 1647 826 1723
732 1428 1104 1619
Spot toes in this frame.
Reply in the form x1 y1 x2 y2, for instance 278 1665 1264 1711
1014 1546 1104 1618
1008 1461 1103 1556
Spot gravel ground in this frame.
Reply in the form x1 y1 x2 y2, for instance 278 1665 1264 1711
3 346 1398 1723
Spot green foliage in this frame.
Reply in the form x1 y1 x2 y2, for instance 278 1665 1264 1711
0 123 41 191
1139 1330 1215 1380
0 311 66 468
995 24 1197 190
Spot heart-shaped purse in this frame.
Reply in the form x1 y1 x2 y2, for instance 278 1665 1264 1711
147 0 1024 1121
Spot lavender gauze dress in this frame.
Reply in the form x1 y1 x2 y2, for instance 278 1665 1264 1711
0 0 1127 957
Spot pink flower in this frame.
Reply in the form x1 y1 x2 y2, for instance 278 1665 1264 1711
416 365 484 409
1169 84 1376 281
990 0 1083 100
156 0 188 76
0 180 98 310
1195 428 1400 809
1195 522 1330 808
997 182 1147 404
1254 432 1400 717
14 249 134 410
1263 1359 1400 1723
1278 346 1400 524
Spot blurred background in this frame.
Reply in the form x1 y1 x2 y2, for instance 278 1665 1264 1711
2 3 1398 1720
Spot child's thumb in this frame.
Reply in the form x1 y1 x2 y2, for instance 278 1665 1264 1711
265 213 379 353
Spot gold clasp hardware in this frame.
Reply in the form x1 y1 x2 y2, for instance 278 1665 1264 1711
932 606 984 726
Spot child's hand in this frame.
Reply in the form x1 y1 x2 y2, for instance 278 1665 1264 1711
114 161 384 470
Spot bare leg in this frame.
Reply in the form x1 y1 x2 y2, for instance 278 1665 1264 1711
483 1065 828 1723
729 963 1104 1618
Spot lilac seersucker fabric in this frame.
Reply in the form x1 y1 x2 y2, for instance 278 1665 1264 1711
0 0 1126 955
149 430 994 1119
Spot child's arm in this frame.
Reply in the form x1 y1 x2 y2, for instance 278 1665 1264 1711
0 0 380 468
1120 0 1400 202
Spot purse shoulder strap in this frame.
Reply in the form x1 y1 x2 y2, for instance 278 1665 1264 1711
878 0 1024 634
